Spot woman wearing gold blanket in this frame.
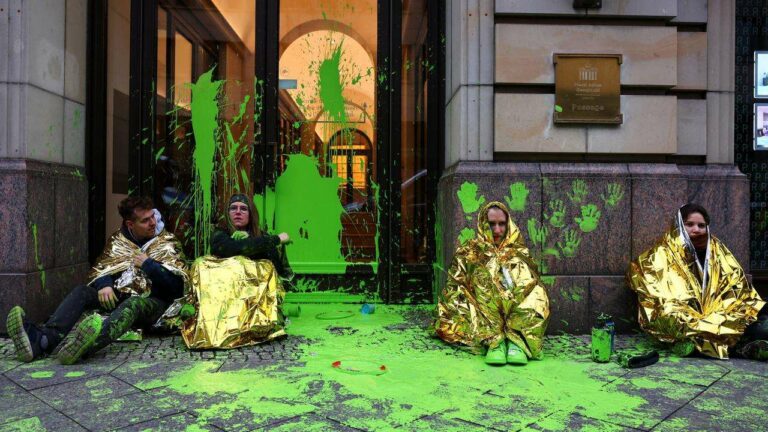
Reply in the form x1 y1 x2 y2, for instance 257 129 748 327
181 194 292 349
628 203 768 359
435 201 549 365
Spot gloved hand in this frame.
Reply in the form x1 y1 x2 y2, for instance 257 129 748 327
231 231 249 240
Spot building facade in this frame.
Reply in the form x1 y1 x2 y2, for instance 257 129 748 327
1 0 766 333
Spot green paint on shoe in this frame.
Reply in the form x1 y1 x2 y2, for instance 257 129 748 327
506 342 528 365
485 341 507 365
58 314 102 365
6 306 34 363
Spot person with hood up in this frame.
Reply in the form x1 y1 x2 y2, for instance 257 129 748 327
434 201 550 365
628 203 767 360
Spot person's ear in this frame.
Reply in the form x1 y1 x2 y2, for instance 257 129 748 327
125 219 134 229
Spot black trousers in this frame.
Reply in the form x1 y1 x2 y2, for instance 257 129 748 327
43 285 168 353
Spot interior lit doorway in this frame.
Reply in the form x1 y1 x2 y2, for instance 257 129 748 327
88 0 443 303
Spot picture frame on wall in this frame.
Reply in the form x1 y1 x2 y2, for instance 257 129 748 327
756 103 768 151
756 51 768 98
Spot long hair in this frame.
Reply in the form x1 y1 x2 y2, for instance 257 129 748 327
220 194 261 237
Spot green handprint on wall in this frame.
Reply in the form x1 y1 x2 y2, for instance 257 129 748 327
458 227 475 245
557 229 582 258
526 218 548 246
505 182 530 212
575 204 601 233
457 181 486 214
601 183 625 208
545 199 567 228
567 179 588 204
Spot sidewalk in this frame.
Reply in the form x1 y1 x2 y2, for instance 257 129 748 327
1 304 766 431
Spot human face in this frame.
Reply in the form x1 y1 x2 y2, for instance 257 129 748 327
126 208 156 241
684 212 708 249
487 208 508 245
229 202 250 230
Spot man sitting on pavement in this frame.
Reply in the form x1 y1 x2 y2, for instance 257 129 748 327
6 196 188 364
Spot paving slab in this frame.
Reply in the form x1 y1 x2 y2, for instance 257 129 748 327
61 391 183 432
30 375 141 412
2 357 124 391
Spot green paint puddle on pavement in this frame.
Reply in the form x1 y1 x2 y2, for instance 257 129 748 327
29 371 54 379
135 305 662 431
64 371 86 378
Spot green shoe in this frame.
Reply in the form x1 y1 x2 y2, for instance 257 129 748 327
506 342 528 365
485 341 507 365
671 340 695 358
6 306 35 362
58 314 102 365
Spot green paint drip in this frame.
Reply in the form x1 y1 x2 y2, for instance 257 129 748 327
190 69 223 256
30 223 45 290
274 154 346 273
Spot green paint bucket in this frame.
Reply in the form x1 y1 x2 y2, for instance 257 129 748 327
283 304 301 317
591 327 612 363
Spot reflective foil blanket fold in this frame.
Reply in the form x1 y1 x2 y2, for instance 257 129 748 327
182 256 285 349
434 201 550 359
628 217 765 359
87 230 189 297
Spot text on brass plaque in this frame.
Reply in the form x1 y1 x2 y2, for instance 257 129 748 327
554 54 622 124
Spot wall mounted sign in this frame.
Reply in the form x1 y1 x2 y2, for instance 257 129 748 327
554 54 622 124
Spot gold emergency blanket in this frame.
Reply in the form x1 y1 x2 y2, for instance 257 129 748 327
628 214 765 359
87 229 188 297
181 256 285 349
435 201 549 359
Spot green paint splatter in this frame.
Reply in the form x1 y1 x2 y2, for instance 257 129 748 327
190 68 223 256
30 223 45 290
458 228 475 245
64 371 86 378
456 182 485 214
29 371 54 379
318 44 347 126
273 154 347 274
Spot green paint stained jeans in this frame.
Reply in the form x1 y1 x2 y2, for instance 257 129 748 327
91 296 169 353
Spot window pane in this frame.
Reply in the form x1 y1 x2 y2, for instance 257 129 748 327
400 0 430 264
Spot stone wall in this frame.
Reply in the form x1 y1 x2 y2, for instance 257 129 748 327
0 0 88 332
437 162 750 334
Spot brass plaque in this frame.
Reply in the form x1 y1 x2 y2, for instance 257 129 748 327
554 54 623 124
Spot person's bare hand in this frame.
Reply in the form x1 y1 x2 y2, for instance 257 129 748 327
98 286 118 310
133 253 149 267
278 233 291 244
